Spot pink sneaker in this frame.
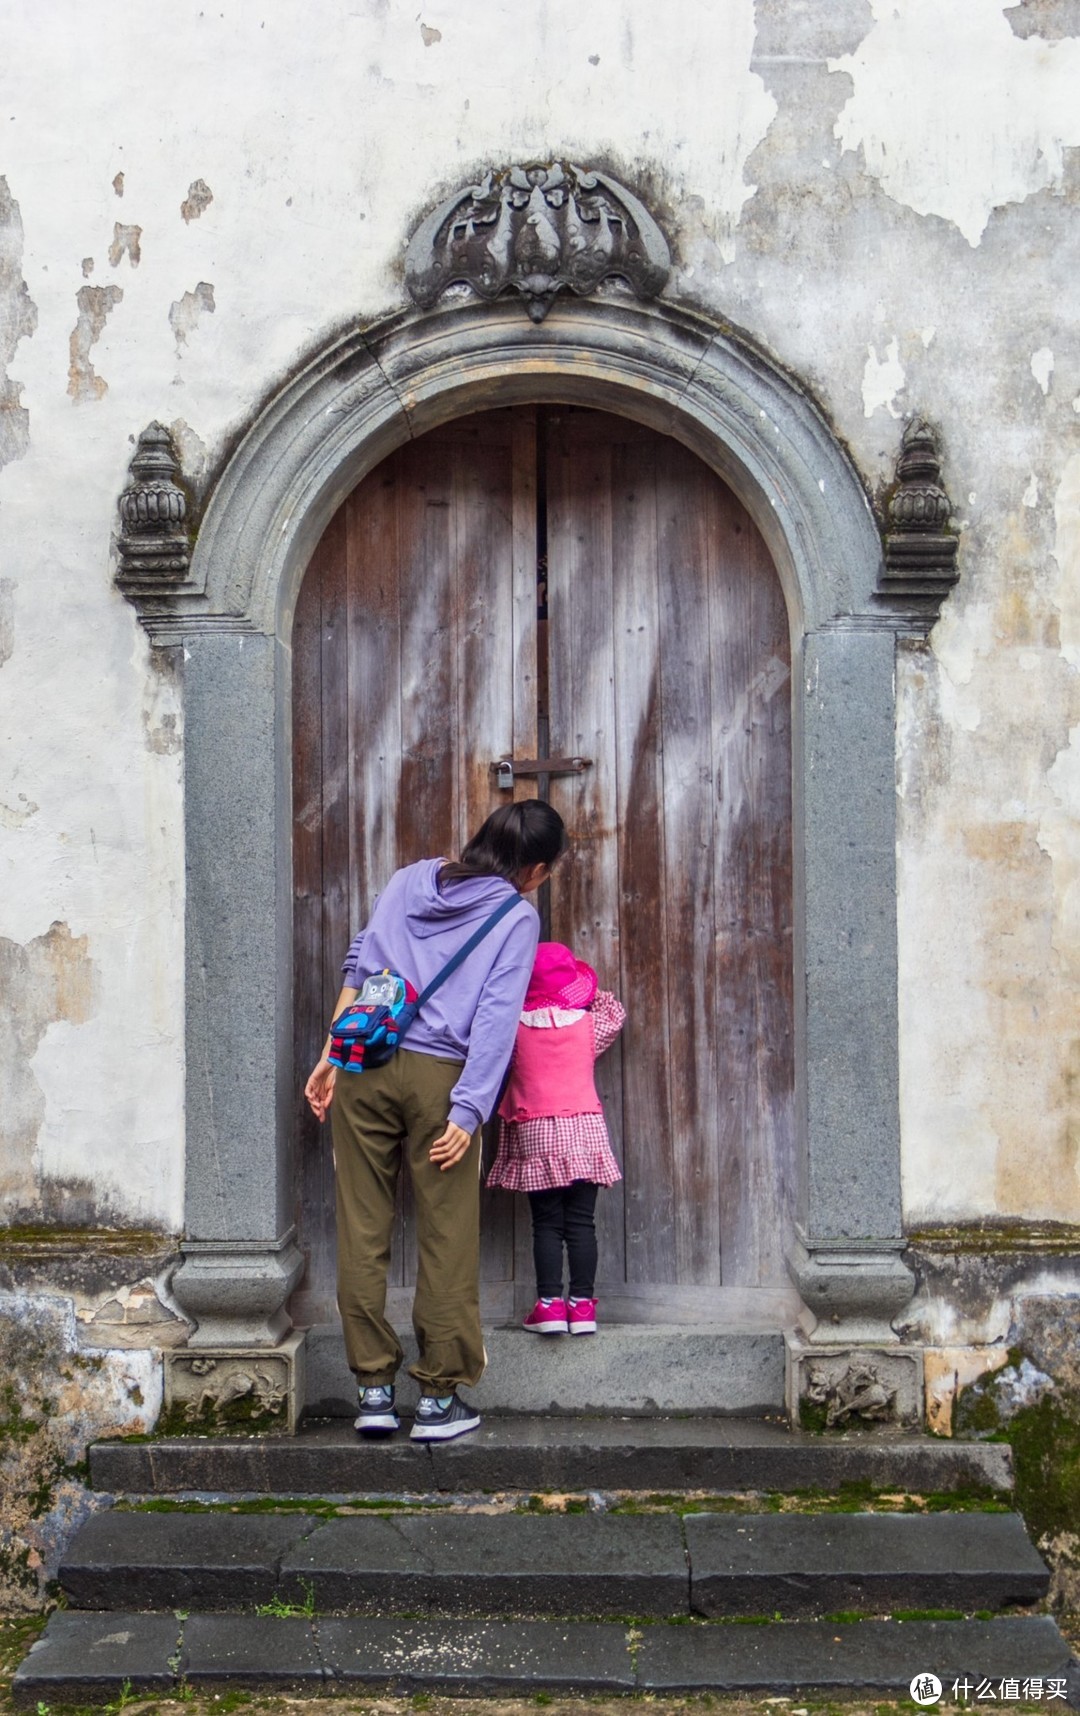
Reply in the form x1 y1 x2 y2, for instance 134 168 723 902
523 1297 569 1334
567 1297 597 1335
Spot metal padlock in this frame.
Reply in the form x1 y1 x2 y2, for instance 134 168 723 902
495 760 514 790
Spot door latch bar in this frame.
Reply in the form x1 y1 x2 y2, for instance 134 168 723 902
492 756 592 789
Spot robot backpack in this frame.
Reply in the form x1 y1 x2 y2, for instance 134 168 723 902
327 892 522 1073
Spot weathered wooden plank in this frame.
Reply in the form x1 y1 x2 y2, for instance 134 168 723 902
545 410 627 1289
511 408 540 800
655 438 722 1285
395 436 455 871
344 470 402 919
343 465 407 1285
705 477 757 1292
453 417 517 850
606 431 671 1287
706 481 794 1287
509 408 542 1294
745 507 795 1283
450 415 520 1286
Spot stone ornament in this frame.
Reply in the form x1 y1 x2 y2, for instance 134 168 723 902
806 1361 898 1428
179 1355 286 1422
877 417 960 615
405 162 671 323
163 1330 306 1433
787 1340 924 1433
115 421 191 597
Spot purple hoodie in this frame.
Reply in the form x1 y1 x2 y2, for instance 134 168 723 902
340 859 540 1133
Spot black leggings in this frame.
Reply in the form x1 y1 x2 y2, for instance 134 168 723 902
528 1180 599 1299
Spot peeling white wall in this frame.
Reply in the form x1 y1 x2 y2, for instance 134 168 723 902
831 0 1080 246
1 0 1079 1229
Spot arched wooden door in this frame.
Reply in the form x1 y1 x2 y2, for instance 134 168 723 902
292 406 795 1328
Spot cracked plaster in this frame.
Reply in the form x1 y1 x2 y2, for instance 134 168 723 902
831 0 1080 247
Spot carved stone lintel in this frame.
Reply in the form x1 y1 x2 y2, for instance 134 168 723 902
875 417 960 621
163 1329 306 1434
405 162 671 323
785 1334 924 1432
115 422 193 600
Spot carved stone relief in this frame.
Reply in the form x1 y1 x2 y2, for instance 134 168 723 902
786 1337 924 1431
163 1330 305 1432
405 162 671 322
805 1361 898 1426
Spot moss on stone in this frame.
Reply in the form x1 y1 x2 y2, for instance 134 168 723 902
155 1393 286 1438
0 1225 171 1254
954 1381 1006 1438
798 1398 831 1433
907 1220 1080 1255
954 1342 1080 1542
1004 1395 1080 1542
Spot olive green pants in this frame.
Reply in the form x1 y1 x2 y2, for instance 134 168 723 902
331 1048 485 1392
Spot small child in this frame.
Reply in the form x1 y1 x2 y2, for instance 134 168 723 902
486 941 626 1335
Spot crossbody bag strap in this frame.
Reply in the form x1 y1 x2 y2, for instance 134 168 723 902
416 891 523 1009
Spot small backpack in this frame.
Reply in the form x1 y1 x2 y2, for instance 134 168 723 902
327 892 523 1074
328 971 420 1072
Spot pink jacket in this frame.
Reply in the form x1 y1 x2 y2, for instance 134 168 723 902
497 992 626 1122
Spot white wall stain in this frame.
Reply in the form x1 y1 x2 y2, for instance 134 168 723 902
0 577 14 666
1031 346 1054 394
180 179 213 223
1023 473 1040 508
831 0 1080 245
1039 724 1080 981
0 177 38 476
168 282 216 354
0 795 38 828
1051 453 1080 670
861 335 905 418
67 283 122 401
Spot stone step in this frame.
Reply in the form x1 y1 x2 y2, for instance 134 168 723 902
59 1508 1048 1618
15 1611 1080 1705
90 1412 1014 1496
304 1321 787 1414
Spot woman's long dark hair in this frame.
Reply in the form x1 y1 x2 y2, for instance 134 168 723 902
440 799 568 886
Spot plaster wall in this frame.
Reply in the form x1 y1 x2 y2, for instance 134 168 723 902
0 0 1079 1229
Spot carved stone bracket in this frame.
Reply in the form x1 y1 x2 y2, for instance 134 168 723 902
875 417 960 622
405 162 671 323
115 422 193 602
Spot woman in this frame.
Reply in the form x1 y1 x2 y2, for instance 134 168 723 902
305 799 567 1442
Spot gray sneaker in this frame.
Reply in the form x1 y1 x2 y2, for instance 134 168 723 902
409 1391 480 1442
354 1384 399 1436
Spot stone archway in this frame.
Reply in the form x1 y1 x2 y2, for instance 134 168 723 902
125 296 917 1362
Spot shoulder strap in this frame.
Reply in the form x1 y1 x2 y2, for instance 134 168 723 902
416 892 523 1009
